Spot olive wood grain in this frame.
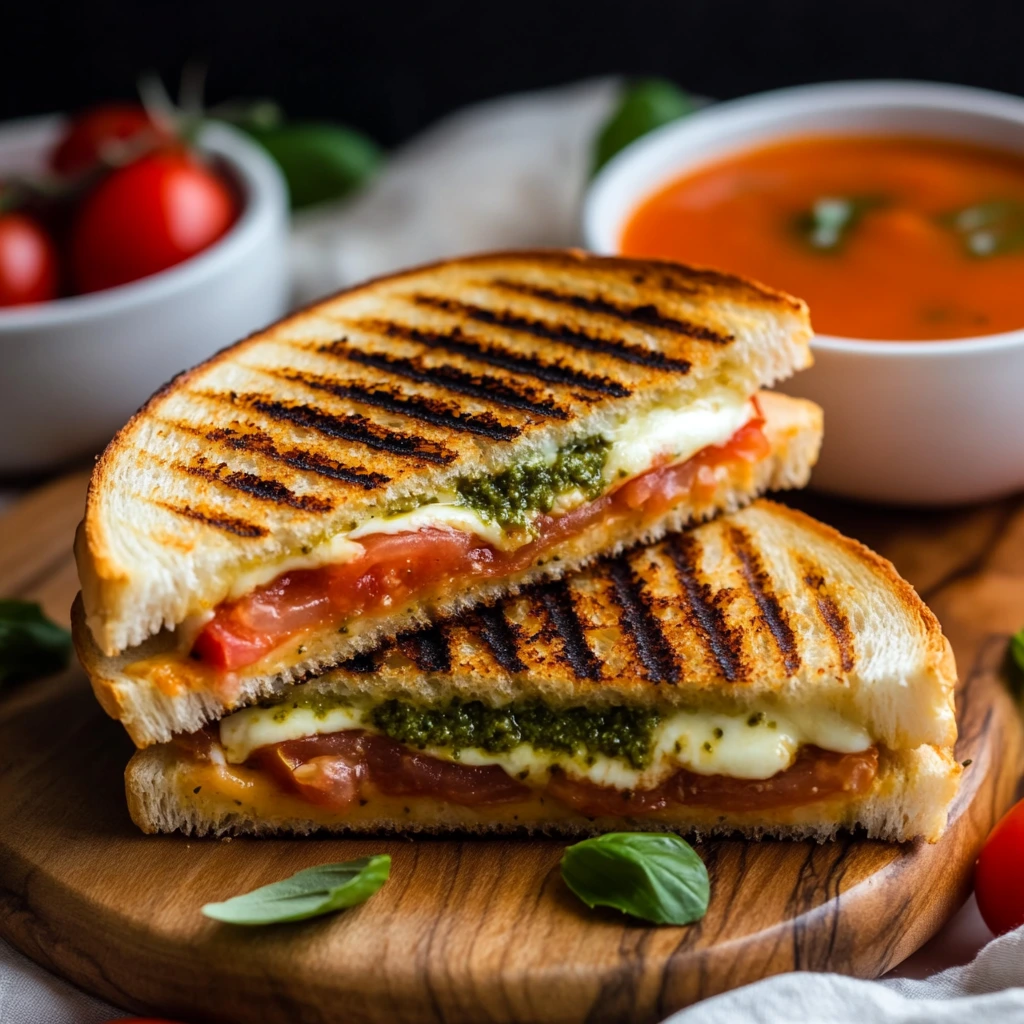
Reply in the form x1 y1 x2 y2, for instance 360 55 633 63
0 476 1022 1024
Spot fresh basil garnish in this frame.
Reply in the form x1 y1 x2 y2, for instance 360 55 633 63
561 832 710 926
0 599 72 684
1010 627 1024 676
243 121 382 210
592 78 694 175
940 199 1024 258
793 195 885 253
202 855 391 925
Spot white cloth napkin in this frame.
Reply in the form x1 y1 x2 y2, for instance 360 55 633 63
2 76 1022 1023
668 925 1024 1023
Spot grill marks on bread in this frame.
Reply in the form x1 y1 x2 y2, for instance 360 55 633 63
118 254 791 557
536 579 604 681
412 294 696 373
244 394 455 466
353 319 632 398
801 563 856 673
605 555 680 684
666 533 745 683
177 458 334 514
155 502 269 538
336 346 570 420
727 526 802 676
281 367 519 444
397 624 452 674
174 421 391 490
490 279 734 345
294 514 856 696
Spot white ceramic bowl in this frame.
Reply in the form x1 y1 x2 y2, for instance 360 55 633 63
584 81 1024 505
0 116 290 475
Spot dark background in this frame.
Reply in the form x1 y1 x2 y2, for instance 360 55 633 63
4 0 1023 146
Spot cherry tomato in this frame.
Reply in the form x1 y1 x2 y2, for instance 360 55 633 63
975 796 1024 936
70 149 237 294
50 104 162 176
0 213 58 306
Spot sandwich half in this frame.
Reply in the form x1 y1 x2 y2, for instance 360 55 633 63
75 250 820 747
125 501 960 843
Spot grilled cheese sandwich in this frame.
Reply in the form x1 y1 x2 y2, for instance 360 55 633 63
74 252 822 747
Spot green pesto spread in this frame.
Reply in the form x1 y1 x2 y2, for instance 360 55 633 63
455 436 610 530
369 698 659 770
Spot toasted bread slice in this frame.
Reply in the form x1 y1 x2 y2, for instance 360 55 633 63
122 500 959 842
77 251 812 660
77 391 822 747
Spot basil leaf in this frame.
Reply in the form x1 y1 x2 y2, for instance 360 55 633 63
561 832 709 925
793 195 886 252
244 122 382 210
1010 628 1024 676
202 855 390 925
0 599 72 684
592 78 694 175
940 199 1024 257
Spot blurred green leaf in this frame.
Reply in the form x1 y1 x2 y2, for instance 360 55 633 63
0 600 72 684
244 122 382 210
792 195 887 253
940 199 1024 258
592 78 695 176
1011 627 1024 676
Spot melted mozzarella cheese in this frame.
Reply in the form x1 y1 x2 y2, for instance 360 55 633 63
220 703 364 762
349 502 511 550
602 393 755 483
218 699 872 786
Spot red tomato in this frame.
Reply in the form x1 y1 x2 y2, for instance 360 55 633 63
70 149 237 294
253 733 368 809
50 104 162 176
363 736 530 805
975 797 1024 936
0 213 58 306
193 528 488 671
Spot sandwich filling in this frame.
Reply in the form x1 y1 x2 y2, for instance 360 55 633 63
164 391 768 677
176 692 879 818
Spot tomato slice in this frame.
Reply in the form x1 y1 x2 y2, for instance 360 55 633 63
243 730 876 817
545 770 670 816
251 732 368 810
193 420 771 672
615 414 769 514
666 746 878 812
248 732 530 808
364 735 530 804
194 528 487 670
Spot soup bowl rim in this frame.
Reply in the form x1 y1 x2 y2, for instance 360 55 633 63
583 78 1024 357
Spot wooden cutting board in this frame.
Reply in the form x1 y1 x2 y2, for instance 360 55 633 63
1 472 1022 1024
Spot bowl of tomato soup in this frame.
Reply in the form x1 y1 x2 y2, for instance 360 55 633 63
585 81 1024 504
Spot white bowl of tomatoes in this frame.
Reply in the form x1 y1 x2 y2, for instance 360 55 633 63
0 107 289 475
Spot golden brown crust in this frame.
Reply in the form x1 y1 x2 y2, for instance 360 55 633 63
748 500 958 695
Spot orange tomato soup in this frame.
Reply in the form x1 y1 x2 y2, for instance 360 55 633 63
621 135 1024 340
